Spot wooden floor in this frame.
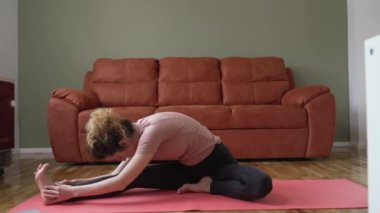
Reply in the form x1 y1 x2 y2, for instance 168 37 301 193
1 147 367 213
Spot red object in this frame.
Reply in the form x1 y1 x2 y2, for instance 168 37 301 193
9 179 367 212
47 57 336 162
0 80 14 150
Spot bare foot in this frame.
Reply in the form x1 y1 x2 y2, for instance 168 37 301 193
177 176 212 194
34 163 55 205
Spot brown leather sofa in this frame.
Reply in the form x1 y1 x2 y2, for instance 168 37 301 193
47 57 336 163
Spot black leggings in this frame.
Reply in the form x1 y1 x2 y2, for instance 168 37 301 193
72 143 272 201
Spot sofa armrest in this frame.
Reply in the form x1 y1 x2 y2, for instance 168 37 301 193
48 88 99 162
282 85 335 158
52 88 100 110
282 85 330 106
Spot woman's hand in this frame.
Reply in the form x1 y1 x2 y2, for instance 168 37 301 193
42 184 76 204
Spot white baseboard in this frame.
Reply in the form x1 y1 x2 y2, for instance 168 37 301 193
355 143 367 149
13 148 52 154
332 141 352 148
333 141 368 149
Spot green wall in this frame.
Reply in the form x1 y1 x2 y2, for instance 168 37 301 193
19 0 349 148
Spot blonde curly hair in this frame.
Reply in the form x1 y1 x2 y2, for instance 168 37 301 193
86 108 134 159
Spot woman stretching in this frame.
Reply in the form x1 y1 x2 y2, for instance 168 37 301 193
35 109 272 205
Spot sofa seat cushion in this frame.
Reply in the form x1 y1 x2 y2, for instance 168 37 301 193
78 107 156 133
213 128 308 159
156 105 231 130
231 105 307 129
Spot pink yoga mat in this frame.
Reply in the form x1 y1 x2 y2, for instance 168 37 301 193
9 179 367 213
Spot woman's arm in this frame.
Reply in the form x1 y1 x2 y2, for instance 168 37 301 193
57 158 130 186
110 158 130 175
43 153 154 203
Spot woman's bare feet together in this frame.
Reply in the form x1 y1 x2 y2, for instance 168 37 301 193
177 176 212 194
34 163 55 205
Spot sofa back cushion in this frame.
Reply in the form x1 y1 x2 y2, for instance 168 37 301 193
158 57 222 105
90 58 158 107
221 57 290 105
